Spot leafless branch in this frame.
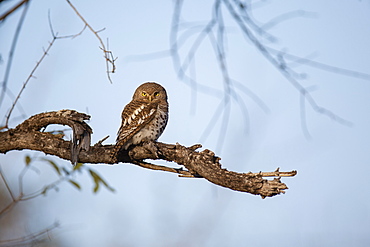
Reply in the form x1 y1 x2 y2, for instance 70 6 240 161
65 0 117 83
0 146 112 221
2 20 88 130
0 165 15 201
261 10 317 30
0 0 30 113
223 0 354 128
132 160 199 178
3 38 56 130
0 110 297 198
0 221 59 246
0 157 68 217
267 47 370 81
169 0 365 143
170 0 265 149
0 0 30 22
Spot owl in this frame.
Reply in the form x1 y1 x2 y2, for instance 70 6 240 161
111 82 169 161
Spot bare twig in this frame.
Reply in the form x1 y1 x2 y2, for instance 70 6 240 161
0 0 30 113
94 135 110 147
132 160 199 177
261 9 317 30
3 19 88 129
0 152 94 218
0 0 30 22
0 165 15 201
170 1 273 150
169 0 362 143
171 0 223 98
4 38 56 129
233 0 277 42
0 221 59 246
256 167 298 177
267 47 370 81
65 0 117 83
223 0 353 127
48 10 88 39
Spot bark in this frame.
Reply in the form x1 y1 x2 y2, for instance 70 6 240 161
0 110 296 198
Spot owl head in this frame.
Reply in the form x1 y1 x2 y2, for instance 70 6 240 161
133 82 167 102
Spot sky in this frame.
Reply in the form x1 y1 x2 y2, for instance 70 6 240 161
1 0 370 246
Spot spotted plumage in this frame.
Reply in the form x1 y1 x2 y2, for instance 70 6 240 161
111 82 169 161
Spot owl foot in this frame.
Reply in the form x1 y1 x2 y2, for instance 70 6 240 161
141 141 159 159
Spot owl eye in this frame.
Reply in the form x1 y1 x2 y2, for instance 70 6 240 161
142 92 147 96
154 92 160 97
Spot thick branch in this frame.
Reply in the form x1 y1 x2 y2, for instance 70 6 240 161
129 143 296 198
0 110 296 198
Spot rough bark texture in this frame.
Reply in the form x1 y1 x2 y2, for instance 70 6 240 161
0 110 297 198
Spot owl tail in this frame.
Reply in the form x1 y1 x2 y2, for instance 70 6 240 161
110 144 122 162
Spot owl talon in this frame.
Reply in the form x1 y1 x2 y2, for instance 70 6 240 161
142 141 159 159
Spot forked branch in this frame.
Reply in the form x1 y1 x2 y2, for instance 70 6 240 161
66 0 117 83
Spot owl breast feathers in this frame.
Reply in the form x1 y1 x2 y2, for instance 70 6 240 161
111 82 169 161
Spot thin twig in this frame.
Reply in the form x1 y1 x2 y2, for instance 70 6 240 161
0 0 30 112
66 0 117 83
94 135 110 147
0 164 15 200
267 47 370 81
48 10 88 40
171 0 223 98
222 0 352 127
232 0 277 42
255 168 298 177
209 3 234 151
4 37 57 129
4 18 88 129
0 0 30 22
170 0 268 149
170 0 360 142
261 9 317 30
133 161 297 178
132 160 200 178
0 221 59 245
0 200 17 219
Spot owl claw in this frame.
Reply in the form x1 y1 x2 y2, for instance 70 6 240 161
142 141 159 159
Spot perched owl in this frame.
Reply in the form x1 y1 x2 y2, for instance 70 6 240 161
111 82 169 161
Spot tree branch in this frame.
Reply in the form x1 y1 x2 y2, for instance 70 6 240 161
65 0 117 83
0 0 30 22
0 110 296 198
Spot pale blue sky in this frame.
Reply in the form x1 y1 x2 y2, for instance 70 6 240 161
1 0 370 246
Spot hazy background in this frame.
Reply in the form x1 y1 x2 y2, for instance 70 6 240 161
1 0 370 246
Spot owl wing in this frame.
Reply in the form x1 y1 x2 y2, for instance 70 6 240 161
112 101 158 159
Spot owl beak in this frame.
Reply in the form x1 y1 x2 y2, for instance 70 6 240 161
148 96 152 101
